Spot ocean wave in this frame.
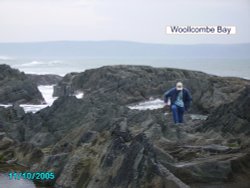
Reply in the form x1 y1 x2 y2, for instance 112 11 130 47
0 85 58 113
20 61 44 67
19 60 63 67
0 55 13 60
38 85 58 106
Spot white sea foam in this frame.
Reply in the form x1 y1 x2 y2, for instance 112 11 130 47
0 55 13 60
74 91 84 99
0 86 85 113
0 85 57 113
19 60 63 67
23 85 58 113
21 86 83 112
20 104 49 113
19 61 45 67
128 98 165 110
38 85 58 106
0 104 12 108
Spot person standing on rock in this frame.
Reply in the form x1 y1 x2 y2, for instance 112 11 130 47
164 82 192 124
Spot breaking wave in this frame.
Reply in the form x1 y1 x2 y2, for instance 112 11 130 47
0 85 84 113
0 85 57 113
19 60 63 67
0 55 13 60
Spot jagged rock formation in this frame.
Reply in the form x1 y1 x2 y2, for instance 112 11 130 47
196 85 250 146
27 74 62 86
0 64 44 104
53 65 248 113
0 65 250 188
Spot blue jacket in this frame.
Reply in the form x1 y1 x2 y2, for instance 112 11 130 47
164 87 192 110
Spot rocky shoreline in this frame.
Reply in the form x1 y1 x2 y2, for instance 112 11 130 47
27 74 62 86
0 64 250 188
0 65 45 104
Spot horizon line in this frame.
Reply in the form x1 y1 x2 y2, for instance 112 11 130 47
0 40 249 46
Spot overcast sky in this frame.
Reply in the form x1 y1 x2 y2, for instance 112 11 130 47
0 0 249 44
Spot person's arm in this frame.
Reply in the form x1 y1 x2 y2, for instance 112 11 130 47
164 88 174 103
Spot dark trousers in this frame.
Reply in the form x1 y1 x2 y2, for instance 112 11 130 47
171 104 185 124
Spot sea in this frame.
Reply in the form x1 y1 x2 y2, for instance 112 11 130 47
0 57 249 113
0 57 249 79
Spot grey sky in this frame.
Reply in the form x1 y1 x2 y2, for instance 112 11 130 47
0 0 249 44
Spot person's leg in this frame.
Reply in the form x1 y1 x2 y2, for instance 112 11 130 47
171 105 179 123
177 106 185 123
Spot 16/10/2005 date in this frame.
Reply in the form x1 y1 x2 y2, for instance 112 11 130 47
8 172 55 180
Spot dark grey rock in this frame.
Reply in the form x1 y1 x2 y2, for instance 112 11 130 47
0 64 44 104
0 65 249 188
197 85 250 136
53 65 248 113
0 136 14 150
30 132 56 148
14 142 44 166
27 74 62 85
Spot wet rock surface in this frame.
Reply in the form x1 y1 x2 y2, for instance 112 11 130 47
27 74 62 86
0 65 250 188
0 64 44 104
